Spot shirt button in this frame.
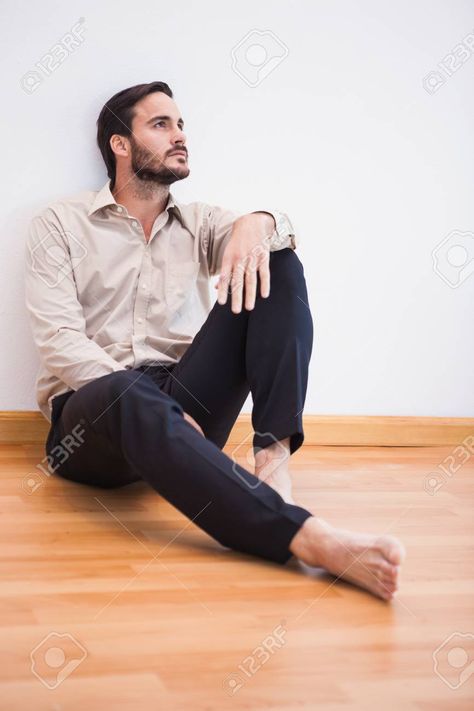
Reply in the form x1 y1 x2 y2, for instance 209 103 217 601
132 220 139 228
116 206 123 213
137 318 143 324
142 284 147 289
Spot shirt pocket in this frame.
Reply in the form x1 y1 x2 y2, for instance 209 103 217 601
165 260 201 313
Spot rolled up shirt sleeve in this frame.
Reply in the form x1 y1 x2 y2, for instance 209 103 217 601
24 212 127 393
249 209 297 252
203 204 297 276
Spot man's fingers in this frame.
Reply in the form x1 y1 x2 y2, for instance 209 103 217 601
244 262 258 310
217 241 272 313
216 264 232 305
230 261 245 313
258 259 271 298
217 254 271 313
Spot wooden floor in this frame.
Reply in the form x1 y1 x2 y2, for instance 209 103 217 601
1 442 473 710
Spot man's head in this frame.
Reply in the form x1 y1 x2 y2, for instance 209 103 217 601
96 81 189 189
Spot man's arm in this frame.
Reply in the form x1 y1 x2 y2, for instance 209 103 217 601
201 204 297 314
24 212 127 393
205 206 296 277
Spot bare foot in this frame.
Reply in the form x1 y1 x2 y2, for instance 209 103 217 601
254 439 294 504
290 517 405 601
257 469 295 504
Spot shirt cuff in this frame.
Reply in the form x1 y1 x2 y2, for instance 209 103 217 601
249 209 297 250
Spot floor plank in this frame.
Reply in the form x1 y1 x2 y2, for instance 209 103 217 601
1 443 473 709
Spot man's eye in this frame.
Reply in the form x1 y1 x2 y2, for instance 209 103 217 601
154 121 166 127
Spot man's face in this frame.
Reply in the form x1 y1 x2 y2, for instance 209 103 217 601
126 92 189 185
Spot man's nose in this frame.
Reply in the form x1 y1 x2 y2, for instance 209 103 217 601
172 127 187 144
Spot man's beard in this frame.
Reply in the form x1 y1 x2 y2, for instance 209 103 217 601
130 138 190 186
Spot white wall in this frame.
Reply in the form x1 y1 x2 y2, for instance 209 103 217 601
2 0 473 416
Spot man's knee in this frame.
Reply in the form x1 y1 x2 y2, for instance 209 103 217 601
268 248 305 291
270 247 303 272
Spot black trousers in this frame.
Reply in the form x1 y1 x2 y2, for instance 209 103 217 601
45 248 314 564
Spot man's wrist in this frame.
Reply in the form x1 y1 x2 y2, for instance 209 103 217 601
248 211 277 231
233 212 276 243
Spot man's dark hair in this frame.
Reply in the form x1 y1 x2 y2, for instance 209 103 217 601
96 81 173 187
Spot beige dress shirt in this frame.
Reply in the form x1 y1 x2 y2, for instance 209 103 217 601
24 180 297 422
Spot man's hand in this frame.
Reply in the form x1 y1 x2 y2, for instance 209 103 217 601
183 411 205 437
215 212 276 314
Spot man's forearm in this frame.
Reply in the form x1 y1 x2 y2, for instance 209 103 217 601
37 327 127 392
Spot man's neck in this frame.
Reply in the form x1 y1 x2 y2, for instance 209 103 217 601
111 173 170 226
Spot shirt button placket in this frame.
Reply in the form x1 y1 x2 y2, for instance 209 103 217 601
134 249 152 359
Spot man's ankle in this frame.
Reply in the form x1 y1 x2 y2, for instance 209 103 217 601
289 516 333 567
255 437 291 475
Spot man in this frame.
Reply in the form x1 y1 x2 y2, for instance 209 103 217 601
25 81 404 601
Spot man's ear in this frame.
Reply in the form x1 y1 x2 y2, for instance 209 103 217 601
110 134 129 159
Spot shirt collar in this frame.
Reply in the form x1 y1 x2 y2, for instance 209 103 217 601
87 179 184 225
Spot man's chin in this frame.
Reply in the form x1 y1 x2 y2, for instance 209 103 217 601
135 167 190 185
161 167 190 185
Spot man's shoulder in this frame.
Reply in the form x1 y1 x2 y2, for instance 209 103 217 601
173 198 211 218
30 186 100 225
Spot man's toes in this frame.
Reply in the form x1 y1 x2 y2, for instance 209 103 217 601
385 564 399 583
378 560 394 577
381 576 398 592
376 535 406 567
378 582 396 600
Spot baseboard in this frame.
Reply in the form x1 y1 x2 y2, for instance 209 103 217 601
226 414 473 447
0 411 472 446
